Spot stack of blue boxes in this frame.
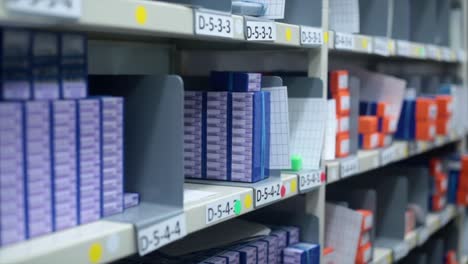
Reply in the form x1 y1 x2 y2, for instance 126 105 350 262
0 28 125 247
184 71 270 183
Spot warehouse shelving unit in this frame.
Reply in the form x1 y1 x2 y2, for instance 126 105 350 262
0 0 467 264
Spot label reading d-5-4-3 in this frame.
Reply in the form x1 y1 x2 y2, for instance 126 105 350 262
195 11 234 38
206 196 242 224
138 214 186 256
255 182 282 206
299 170 324 192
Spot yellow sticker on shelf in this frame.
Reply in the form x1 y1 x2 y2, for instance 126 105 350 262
323 31 329 43
135 5 148 25
89 243 103 264
361 38 368 49
290 179 297 193
285 28 292 42
244 194 253 209
386 254 392 263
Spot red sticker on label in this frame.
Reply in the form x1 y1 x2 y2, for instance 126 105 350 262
280 185 286 197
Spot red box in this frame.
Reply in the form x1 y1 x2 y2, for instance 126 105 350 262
376 101 391 117
430 158 443 175
436 118 450 136
360 132 379 150
356 210 373 231
335 90 350 116
416 98 437 121
359 116 378 134
457 191 468 206
337 114 350 133
445 250 458 264
416 121 436 141
330 70 349 95
432 194 446 211
434 173 448 194
436 95 453 118
379 116 397 134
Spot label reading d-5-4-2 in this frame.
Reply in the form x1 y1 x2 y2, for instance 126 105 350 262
138 214 186 256
245 21 276 41
206 196 242 224
255 181 282 206
195 11 234 38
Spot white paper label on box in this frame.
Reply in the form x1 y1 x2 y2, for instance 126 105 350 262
418 227 430 245
299 170 323 192
430 125 436 138
397 41 411 57
394 242 409 260
341 96 350 111
138 214 186 256
341 139 350 154
429 105 437 119
360 232 370 246
6 0 81 19
245 21 276 41
300 26 323 46
195 11 234 38
364 214 373 230
371 134 378 148
374 37 390 56
364 246 372 262
205 195 242 224
339 74 348 90
335 32 354 50
339 116 350 132
381 145 397 166
255 180 282 206
341 156 359 178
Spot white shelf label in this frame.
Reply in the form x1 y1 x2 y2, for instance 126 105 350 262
300 26 323 46
299 170 324 192
418 227 430 245
255 180 282 206
6 0 81 19
374 37 390 56
195 11 234 38
245 21 276 41
427 45 440 60
327 166 339 183
137 214 186 256
442 48 452 61
341 156 359 178
394 242 409 260
205 195 242 224
335 32 355 50
380 145 397 166
397 41 411 57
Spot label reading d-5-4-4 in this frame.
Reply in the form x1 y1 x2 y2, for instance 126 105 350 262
255 181 282 206
138 214 186 256
206 196 242 224
194 11 234 38
245 21 276 41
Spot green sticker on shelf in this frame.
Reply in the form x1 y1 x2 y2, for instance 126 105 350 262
234 200 242 215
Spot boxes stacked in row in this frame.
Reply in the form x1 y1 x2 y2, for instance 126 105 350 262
184 72 272 183
355 210 373 264
359 101 397 149
396 95 453 141
428 158 449 211
0 28 132 247
444 155 468 206
329 70 351 158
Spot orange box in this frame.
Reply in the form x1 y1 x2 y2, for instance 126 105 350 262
432 194 446 211
356 210 373 231
336 132 350 158
416 121 436 141
355 243 372 264
416 98 437 121
445 250 458 264
360 132 379 150
461 155 468 172
379 116 397 133
330 70 349 95
436 95 453 117
359 116 378 134
337 115 350 133
430 158 442 175
458 175 468 191
434 172 448 194
359 231 370 247
376 101 391 117
378 133 392 147
436 118 450 135
457 191 468 206
335 90 350 115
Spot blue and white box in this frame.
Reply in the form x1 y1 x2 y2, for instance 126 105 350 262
100 97 124 217
260 235 279 264
124 193 139 209
184 91 204 179
0 102 26 246
211 72 262 92
24 101 53 238
282 243 320 264
31 32 60 100
77 99 102 224
60 34 87 99
1 29 32 100
248 240 268 264
51 100 78 231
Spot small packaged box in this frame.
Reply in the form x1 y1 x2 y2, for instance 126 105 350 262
432 173 448 194
356 210 373 231
329 70 349 95
457 191 468 206
378 116 397 134
1 28 32 100
355 242 372 264
436 118 450 135
415 121 436 141
360 101 390 117
51 100 78 230
60 33 88 99
270 229 288 251
337 115 350 133
430 158 443 175
24 101 53 237
184 91 204 179
335 90 350 116
260 235 279 264
248 240 267 264
395 99 416 140
124 193 140 209
31 31 60 100
77 99 102 224
359 116 378 134
279 226 300 245
0 102 27 246
233 245 257 264
435 95 453 117
430 194 446 211
282 243 320 264
359 132 379 150
336 132 350 158
100 97 124 217
211 71 262 92
415 98 437 121
378 133 392 148
216 250 240 264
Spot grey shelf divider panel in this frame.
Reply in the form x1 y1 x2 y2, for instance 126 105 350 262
278 0 322 27
391 0 411 40
410 0 437 44
163 0 232 12
358 0 390 37
283 77 323 98
89 75 185 236
374 176 408 261
398 167 429 226
349 76 360 155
